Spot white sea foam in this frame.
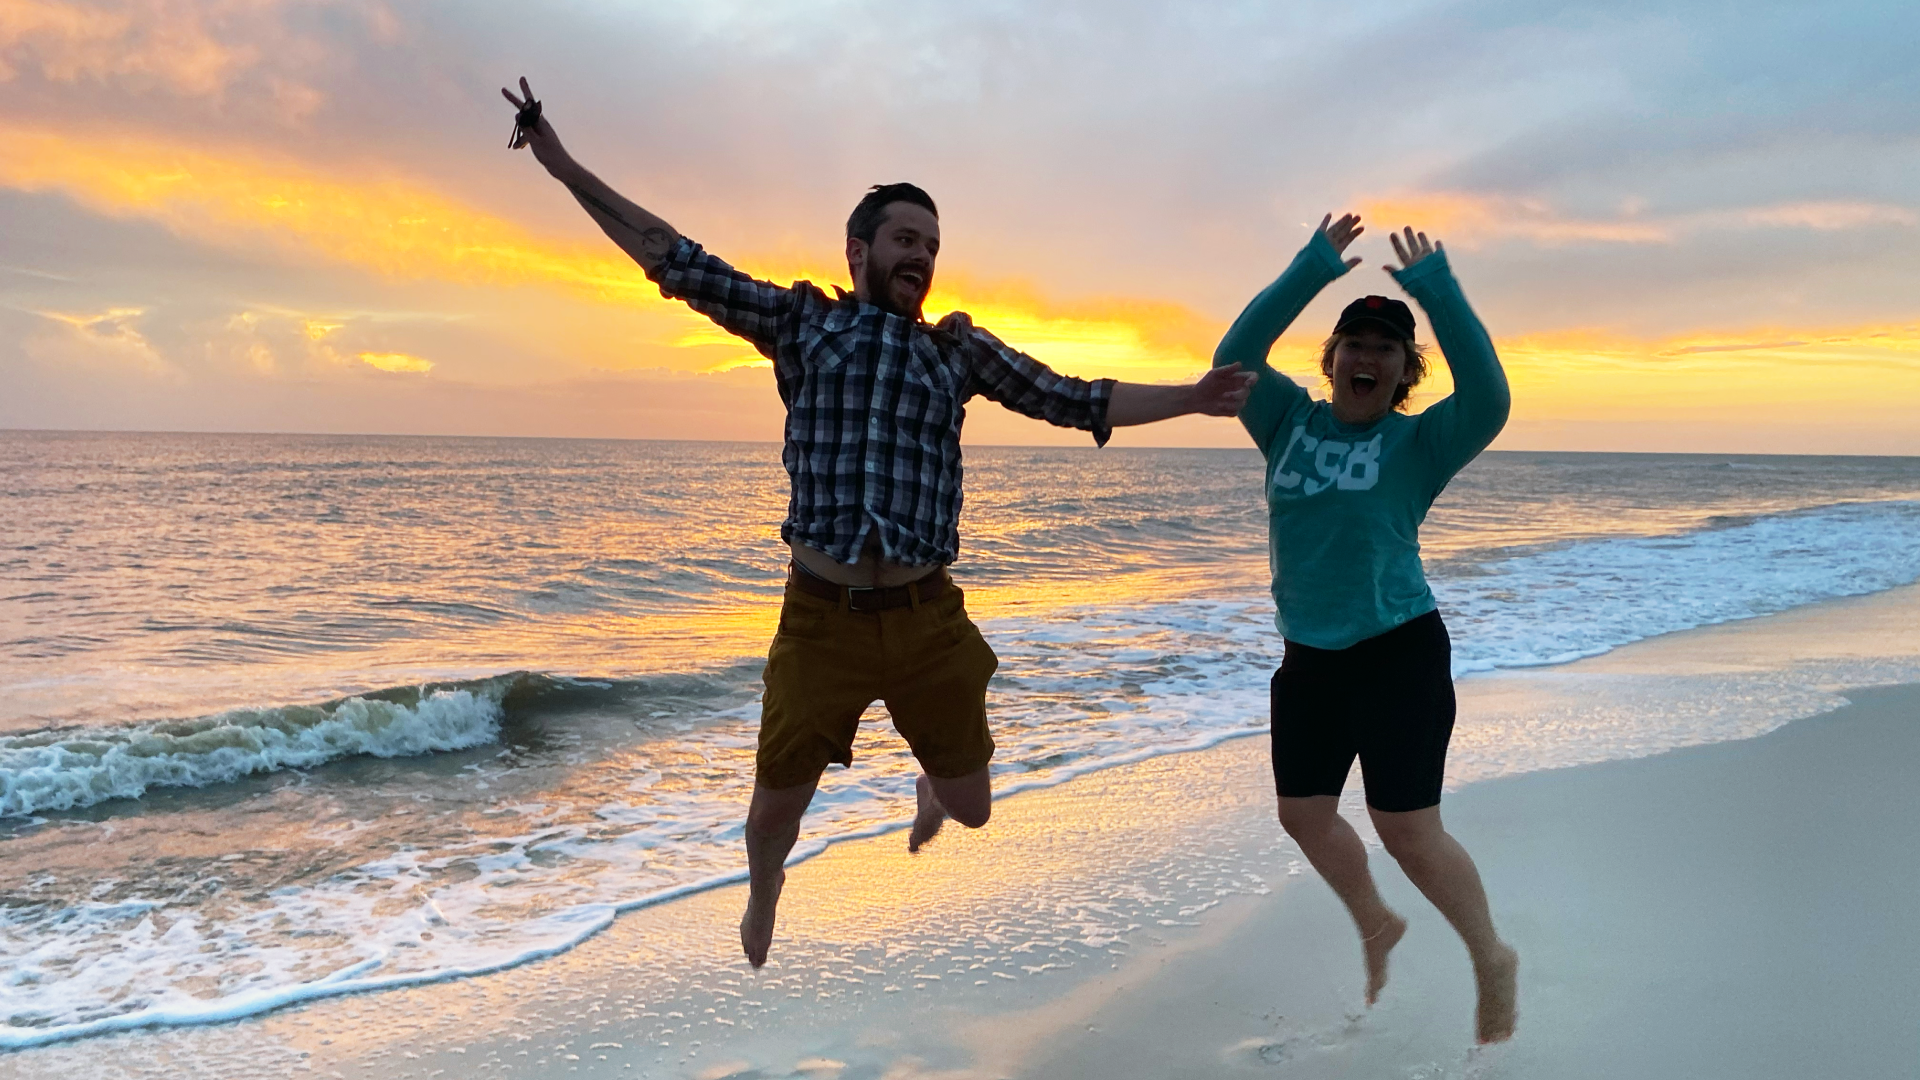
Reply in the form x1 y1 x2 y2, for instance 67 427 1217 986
1440 499 1920 672
0 680 514 818
5 499 1919 1048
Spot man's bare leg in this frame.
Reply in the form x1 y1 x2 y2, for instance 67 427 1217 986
741 777 819 968
909 766 991 853
1278 795 1408 1005
1370 805 1518 1043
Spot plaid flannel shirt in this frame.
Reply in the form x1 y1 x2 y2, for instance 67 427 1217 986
647 237 1114 566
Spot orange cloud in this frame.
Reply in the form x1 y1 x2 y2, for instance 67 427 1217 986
0 0 258 94
0 124 1226 383
1739 201 1919 231
358 350 432 373
28 304 169 371
0 125 662 302
1358 192 1671 247
1357 192 1920 249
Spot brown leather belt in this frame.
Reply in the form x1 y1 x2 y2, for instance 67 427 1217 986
786 563 951 612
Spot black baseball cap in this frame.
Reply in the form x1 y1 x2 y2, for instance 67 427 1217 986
1333 295 1416 340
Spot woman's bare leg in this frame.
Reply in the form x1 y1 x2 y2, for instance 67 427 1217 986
1370 804 1518 1043
1278 795 1408 1004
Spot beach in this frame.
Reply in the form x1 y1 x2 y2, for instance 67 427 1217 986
8 0 1920 1071
9 579 1918 1080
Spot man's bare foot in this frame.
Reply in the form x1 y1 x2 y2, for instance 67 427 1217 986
908 772 946 853
1361 911 1407 1005
1473 941 1519 1043
739 871 784 968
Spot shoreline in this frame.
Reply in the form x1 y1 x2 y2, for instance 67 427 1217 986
6 583 1920 1076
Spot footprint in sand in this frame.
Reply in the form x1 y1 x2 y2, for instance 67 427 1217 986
1401 1041 1511 1080
1225 1036 1297 1065
1227 1015 1366 1068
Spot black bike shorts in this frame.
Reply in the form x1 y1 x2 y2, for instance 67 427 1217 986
1270 609 1455 813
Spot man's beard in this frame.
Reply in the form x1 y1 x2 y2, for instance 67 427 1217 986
863 259 928 319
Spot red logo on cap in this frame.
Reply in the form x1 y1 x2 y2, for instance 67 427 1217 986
1366 296 1385 308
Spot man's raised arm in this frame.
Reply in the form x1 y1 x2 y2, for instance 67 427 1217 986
502 77 681 272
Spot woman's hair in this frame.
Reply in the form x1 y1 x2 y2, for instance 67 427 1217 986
1318 334 1430 410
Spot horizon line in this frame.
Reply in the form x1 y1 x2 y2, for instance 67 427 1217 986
4 426 1918 460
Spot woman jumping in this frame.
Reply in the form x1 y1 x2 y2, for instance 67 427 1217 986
1215 212 1518 1043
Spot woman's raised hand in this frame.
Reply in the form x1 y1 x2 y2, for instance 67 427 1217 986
1319 213 1364 269
1388 226 1439 273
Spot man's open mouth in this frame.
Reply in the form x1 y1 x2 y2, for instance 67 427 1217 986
1350 373 1378 394
895 269 927 292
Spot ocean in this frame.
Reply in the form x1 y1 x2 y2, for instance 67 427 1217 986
4 430 1919 1048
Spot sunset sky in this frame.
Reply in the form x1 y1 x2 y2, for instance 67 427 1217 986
3 0 1917 452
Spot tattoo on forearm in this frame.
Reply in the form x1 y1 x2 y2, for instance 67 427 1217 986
565 182 671 254
636 227 672 256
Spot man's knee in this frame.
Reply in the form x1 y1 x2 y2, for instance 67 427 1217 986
746 778 818 837
746 804 801 839
928 769 992 829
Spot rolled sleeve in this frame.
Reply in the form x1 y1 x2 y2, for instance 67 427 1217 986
963 327 1115 446
646 237 792 357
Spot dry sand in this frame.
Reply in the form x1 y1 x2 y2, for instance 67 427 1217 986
1018 682 1920 1080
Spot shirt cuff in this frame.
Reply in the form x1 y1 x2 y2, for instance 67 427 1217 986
1304 229 1354 278
1088 378 1116 447
1389 247 1453 293
643 235 700 286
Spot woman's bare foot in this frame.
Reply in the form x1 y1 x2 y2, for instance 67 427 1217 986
908 772 946 853
1362 911 1408 1005
1473 941 1519 1043
739 870 784 968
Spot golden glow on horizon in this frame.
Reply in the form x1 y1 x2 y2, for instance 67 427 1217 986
1492 324 1920 418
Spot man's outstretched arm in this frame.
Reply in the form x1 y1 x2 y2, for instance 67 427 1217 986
1107 368 1255 427
951 313 1255 443
502 77 681 272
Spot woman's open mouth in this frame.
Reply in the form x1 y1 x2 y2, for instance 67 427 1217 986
1350 373 1378 395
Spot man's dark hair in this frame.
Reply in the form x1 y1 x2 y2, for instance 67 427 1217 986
846 183 938 244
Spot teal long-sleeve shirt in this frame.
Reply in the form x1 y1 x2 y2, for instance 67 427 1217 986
1215 232 1510 650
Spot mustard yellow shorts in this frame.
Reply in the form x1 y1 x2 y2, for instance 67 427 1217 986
757 577 999 790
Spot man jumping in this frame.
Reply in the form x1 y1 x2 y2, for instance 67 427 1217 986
502 79 1256 967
